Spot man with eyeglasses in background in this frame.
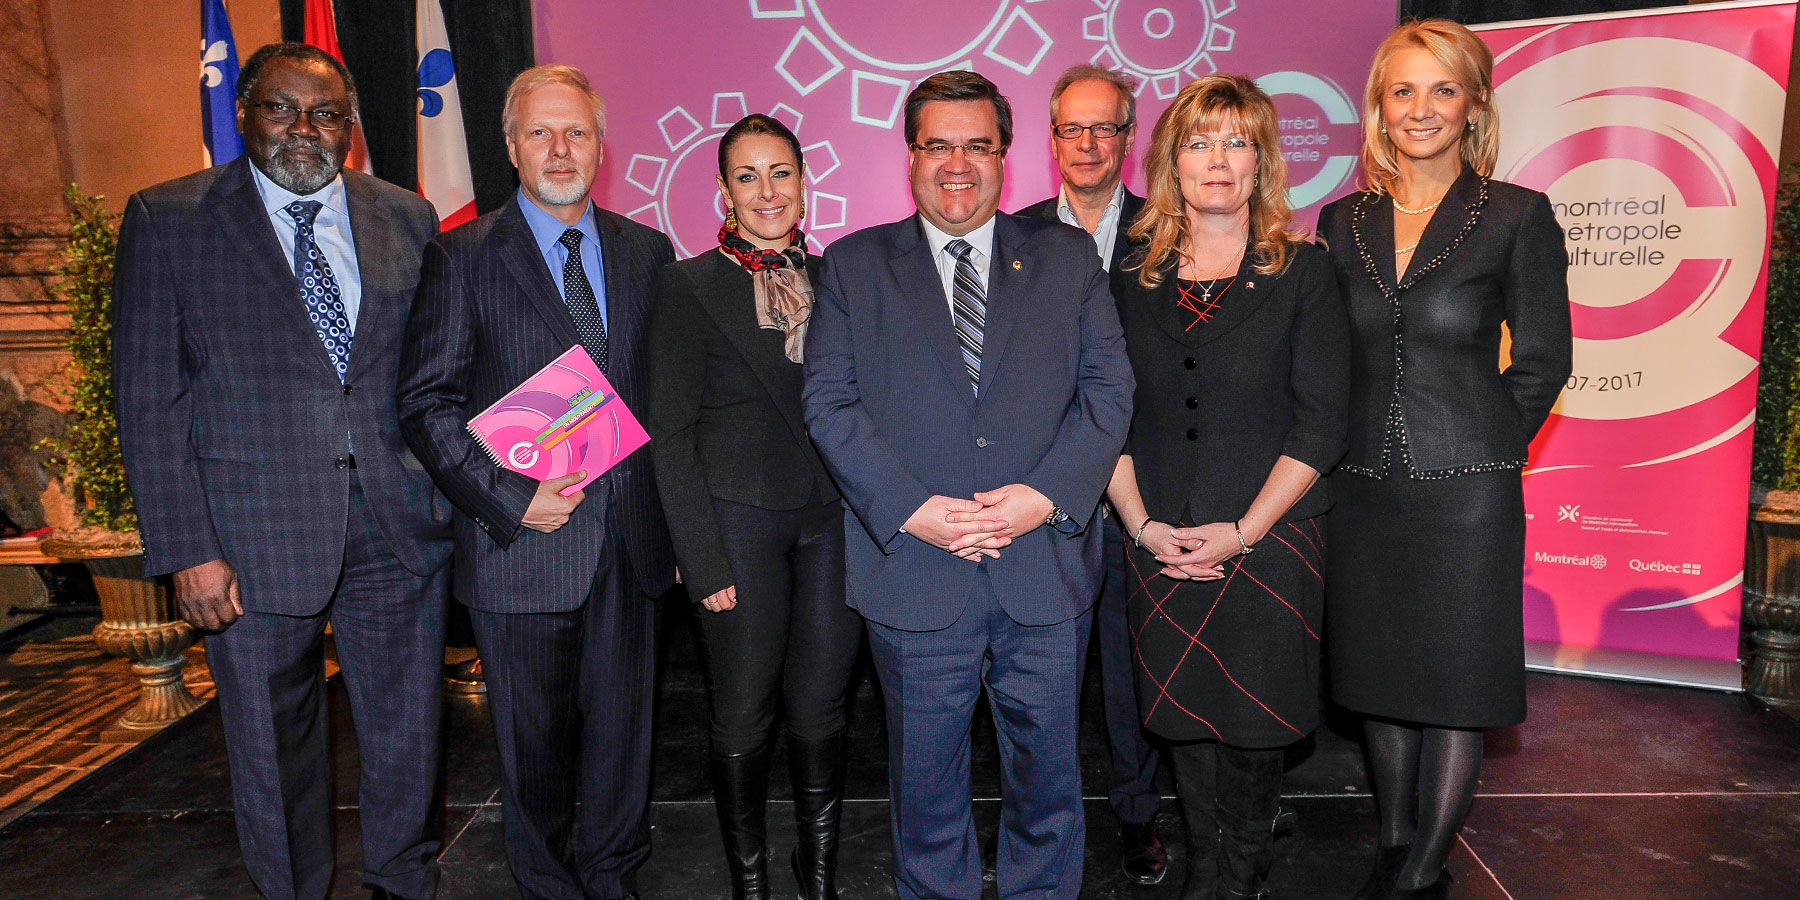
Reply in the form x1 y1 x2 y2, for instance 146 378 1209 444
114 42 449 900
803 70 1133 900
1015 65 1168 888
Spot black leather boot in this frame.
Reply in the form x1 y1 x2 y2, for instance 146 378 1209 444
711 746 773 900
1353 844 1410 900
787 730 845 900
1168 742 1220 900
1214 745 1284 900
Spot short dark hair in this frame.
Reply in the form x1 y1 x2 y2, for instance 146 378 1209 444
237 42 359 115
718 113 805 179
903 70 1013 149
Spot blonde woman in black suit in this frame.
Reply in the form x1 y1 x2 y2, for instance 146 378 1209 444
648 114 857 900
1316 20 1571 900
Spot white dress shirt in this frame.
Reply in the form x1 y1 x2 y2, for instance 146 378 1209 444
919 213 997 316
1056 182 1125 271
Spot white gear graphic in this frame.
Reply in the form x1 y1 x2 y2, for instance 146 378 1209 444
625 92 848 258
1082 0 1238 100
761 0 1054 128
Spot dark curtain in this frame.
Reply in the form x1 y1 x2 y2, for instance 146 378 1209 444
1400 0 1687 25
279 0 533 215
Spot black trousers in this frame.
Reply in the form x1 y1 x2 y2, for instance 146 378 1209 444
206 475 447 900
469 515 655 900
1089 510 1162 825
694 499 859 755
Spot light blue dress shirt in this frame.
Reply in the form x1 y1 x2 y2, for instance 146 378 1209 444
249 164 362 328
516 188 608 333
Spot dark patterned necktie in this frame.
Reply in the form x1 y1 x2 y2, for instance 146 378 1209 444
285 200 350 381
946 238 985 395
557 228 609 371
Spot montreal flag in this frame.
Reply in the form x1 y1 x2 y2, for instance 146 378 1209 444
417 0 477 228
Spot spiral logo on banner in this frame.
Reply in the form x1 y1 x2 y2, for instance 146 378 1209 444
1497 34 1781 428
542 0 1391 251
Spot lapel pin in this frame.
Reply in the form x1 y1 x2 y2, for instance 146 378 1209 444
1012 260 1022 270
1245 281 1255 289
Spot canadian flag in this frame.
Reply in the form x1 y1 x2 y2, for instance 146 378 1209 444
415 0 478 229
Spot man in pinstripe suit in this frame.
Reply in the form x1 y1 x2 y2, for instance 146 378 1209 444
397 64 675 900
114 44 450 900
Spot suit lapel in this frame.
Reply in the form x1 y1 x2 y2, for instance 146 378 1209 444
1349 191 1398 299
495 199 583 351
976 214 1027 398
596 206 638 373
1395 167 1487 293
1111 189 1145 267
888 217 974 409
696 251 814 446
342 173 392 381
206 158 338 376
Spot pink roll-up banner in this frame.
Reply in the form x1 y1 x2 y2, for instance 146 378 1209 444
534 0 1395 255
1475 0 1797 689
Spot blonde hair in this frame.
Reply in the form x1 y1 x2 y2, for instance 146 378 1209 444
1127 74 1302 287
502 64 606 138
1357 19 1497 193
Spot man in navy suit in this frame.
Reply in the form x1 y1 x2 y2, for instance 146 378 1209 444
397 64 674 900
1014 65 1167 887
802 70 1134 900
114 43 449 900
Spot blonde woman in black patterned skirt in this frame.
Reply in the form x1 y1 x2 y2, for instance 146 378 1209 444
1107 74 1350 900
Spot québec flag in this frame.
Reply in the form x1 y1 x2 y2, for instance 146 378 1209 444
416 0 477 229
200 0 244 167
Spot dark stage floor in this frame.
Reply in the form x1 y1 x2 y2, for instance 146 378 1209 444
2 604 1797 900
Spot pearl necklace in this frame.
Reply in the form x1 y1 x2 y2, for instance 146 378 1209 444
1391 195 1444 215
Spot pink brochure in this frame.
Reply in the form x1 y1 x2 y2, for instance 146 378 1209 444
465 345 649 497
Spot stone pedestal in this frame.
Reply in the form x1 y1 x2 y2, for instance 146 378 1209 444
40 532 201 742
1745 488 1800 718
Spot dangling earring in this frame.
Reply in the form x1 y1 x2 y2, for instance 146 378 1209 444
1379 123 1388 135
798 197 806 221
725 206 738 230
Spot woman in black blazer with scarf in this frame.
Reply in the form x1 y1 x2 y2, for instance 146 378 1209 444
648 115 857 900
1107 74 1349 900
1317 20 1571 900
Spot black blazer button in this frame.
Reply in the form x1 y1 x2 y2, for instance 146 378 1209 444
343 384 353 395
1185 397 1199 409
1183 357 1197 370
1186 428 1199 441
333 456 349 469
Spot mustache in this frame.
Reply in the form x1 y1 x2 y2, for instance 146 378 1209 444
261 134 344 194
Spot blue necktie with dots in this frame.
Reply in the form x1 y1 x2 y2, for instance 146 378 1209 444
284 200 351 381
557 228 609 372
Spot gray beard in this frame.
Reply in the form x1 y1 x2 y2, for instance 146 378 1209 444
261 136 343 195
530 170 592 207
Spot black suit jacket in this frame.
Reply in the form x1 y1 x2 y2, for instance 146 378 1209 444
397 197 676 612
1015 187 1146 269
1111 243 1349 526
646 250 839 601
113 158 450 615
1317 170 1572 477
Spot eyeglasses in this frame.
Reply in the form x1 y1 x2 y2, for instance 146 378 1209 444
911 142 1004 160
1180 137 1255 154
1052 122 1131 140
244 100 352 131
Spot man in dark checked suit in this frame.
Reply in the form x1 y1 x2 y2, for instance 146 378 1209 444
802 71 1134 900
1014 65 1166 887
113 44 449 900
397 64 674 900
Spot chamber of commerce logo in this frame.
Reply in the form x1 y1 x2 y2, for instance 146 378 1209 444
1534 551 1607 570
1080 0 1237 99
1557 504 1581 523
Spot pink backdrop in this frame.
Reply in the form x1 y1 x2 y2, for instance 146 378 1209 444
1477 1 1796 676
535 0 1395 258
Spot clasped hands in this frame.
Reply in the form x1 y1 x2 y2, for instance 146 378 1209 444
905 484 1053 562
1138 520 1247 581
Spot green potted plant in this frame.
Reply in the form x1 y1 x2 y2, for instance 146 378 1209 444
1746 168 1800 718
38 186 201 741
